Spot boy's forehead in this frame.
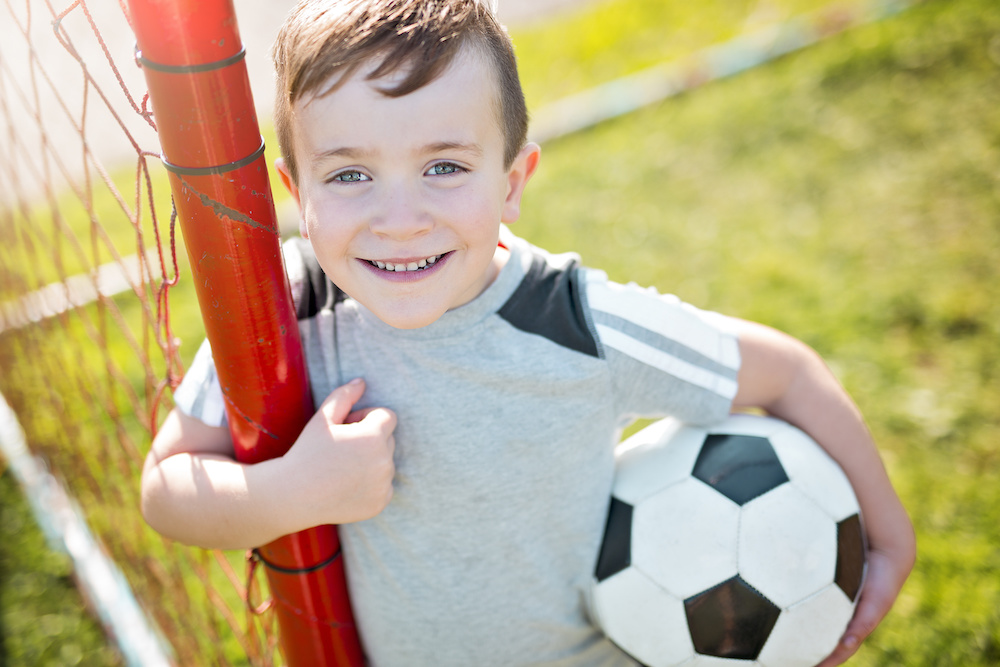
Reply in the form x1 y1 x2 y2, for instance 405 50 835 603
294 46 504 147
309 41 494 102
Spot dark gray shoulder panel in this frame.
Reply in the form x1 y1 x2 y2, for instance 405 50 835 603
498 254 599 357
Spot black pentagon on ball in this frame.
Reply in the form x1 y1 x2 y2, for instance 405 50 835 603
836 513 866 602
594 496 633 582
692 433 789 505
684 575 781 660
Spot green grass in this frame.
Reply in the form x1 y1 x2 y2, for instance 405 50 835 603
0 161 174 296
511 0 866 109
0 469 122 666
2 0 999 663
0 286 249 664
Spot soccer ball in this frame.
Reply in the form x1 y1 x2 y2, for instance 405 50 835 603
591 414 866 667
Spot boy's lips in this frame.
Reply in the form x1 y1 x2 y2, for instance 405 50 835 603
361 251 452 276
366 252 444 272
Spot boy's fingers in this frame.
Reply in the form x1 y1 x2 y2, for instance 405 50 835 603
343 406 397 442
355 406 398 435
814 601 878 667
813 609 871 667
318 378 366 425
815 551 901 667
841 563 894 646
845 599 882 646
343 406 379 424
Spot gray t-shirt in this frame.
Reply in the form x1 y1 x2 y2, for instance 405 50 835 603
174 231 741 666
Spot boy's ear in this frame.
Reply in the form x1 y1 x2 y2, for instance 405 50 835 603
275 158 300 204
501 142 541 224
275 158 307 238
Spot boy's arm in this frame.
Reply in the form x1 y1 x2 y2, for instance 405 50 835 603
731 320 915 666
141 379 397 550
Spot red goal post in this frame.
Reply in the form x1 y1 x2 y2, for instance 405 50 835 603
127 0 363 663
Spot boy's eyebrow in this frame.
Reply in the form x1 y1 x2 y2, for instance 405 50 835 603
312 141 484 164
422 141 484 157
312 146 372 162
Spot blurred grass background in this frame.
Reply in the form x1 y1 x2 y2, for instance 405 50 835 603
2 0 998 663
0 468 122 666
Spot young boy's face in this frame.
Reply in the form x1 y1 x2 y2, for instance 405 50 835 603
278 47 539 330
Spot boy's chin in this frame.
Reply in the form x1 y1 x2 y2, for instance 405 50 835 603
371 304 448 331
385 317 440 331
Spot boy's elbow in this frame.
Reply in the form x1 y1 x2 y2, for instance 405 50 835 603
139 469 169 537
140 499 161 536
140 485 201 546
733 321 820 411
139 461 189 543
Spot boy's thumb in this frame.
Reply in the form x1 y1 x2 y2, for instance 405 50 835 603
318 378 365 425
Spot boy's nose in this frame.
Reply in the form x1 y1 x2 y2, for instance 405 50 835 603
369 186 433 240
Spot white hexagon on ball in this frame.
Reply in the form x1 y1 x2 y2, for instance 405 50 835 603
739 484 838 609
708 412 780 440
764 421 860 522
632 477 740 600
591 567 694 667
757 584 857 667
682 654 758 666
613 419 705 505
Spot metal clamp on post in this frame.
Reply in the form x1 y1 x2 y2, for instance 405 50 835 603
134 43 247 74
160 139 266 176
250 547 343 576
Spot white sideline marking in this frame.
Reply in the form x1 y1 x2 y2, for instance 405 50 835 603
0 252 156 333
529 0 912 143
0 392 174 667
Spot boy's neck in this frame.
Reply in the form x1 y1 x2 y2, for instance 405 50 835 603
487 242 511 292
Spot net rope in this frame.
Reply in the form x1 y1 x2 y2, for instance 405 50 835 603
0 0 280 664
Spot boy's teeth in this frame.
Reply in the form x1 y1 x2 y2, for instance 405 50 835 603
373 255 441 272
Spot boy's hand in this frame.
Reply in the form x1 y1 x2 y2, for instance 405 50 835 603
281 378 397 527
816 536 915 666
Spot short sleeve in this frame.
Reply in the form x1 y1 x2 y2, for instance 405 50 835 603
582 268 742 426
172 339 227 427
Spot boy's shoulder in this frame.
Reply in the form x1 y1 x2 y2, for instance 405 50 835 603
498 232 599 357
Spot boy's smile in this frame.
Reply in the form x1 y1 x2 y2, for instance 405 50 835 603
277 47 539 330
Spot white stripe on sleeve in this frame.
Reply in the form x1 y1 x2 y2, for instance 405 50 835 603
595 324 739 400
586 274 740 371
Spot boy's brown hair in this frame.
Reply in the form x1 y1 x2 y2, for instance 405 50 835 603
272 0 528 183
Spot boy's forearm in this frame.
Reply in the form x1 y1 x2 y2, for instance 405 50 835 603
770 343 911 556
141 382 396 549
141 453 306 550
733 321 914 557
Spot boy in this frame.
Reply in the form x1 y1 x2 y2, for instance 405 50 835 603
141 0 915 665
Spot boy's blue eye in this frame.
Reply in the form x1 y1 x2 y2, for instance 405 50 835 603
427 163 462 176
332 170 369 182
